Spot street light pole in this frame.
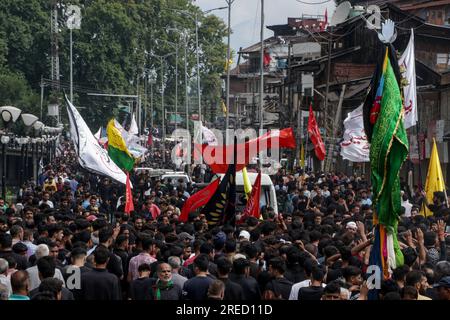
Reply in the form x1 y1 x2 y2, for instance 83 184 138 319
225 0 234 136
70 28 73 103
1 137 9 200
259 0 265 170
168 28 190 133
184 34 189 133
160 55 166 164
195 12 201 122
175 45 179 132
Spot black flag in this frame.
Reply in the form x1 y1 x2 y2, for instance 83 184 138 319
201 136 237 227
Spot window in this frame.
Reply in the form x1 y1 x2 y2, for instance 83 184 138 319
437 53 448 65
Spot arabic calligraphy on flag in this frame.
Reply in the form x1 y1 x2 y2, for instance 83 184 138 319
340 104 370 162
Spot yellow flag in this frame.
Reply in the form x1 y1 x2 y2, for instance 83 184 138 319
224 58 233 72
300 144 305 168
420 138 446 217
221 100 227 115
242 167 252 199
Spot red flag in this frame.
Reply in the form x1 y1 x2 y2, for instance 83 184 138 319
263 51 271 67
147 133 153 147
307 104 326 161
324 8 328 31
238 172 262 224
124 172 134 214
194 128 296 174
180 179 221 222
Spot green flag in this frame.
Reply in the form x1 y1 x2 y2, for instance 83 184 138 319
371 49 409 229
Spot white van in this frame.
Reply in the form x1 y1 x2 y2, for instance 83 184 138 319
161 172 191 186
215 172 278 215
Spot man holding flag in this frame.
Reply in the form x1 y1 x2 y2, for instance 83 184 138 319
421 139 448 217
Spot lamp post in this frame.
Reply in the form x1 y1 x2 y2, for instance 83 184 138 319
171 7 227 123
148 51 176 164
66 5 82 103
168 28 190 133
1 136 10 200
156 39 179 133
225 0 235 135
0 106 22 200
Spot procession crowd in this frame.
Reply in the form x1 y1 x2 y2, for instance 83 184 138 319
0 139 449 301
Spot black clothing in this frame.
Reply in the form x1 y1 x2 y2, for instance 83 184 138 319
80 268 121 300
218 277 245 300
298 285 324 300
285 264 307 284
229 273 261 300
0 250 29 270
129 277 154 300
264 277 293 300
30 286 74 300
182 276 214 300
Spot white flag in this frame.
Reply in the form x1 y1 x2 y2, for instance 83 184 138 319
398 29 417 129
65 96 129 185
129 113 139 136
340 104 370 162
194 121 218 145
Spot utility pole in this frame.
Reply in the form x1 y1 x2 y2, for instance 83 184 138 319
184 34 189 133
225 0 234 137
195 12 202 122
161 56 166 163
40 76 44 120
50 0 60 91
323 31 333 172
259 0 265 170
325 84 346 172
70 28 73 102
175 45 179 132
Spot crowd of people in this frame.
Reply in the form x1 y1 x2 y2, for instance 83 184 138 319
0 138 449 301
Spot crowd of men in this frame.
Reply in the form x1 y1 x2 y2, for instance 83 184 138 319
0 139 449 301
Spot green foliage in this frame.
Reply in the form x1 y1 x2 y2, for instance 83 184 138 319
0 0 227 129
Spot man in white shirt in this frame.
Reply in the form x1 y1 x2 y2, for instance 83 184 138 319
401 191 412 217
26 244 65 291
0 258 12 297
38 191 54 209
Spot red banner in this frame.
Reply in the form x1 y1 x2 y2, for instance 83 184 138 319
180 179 221 222
194 128 296 173
124 172 134 214
238 172 262 224
307 104 326 161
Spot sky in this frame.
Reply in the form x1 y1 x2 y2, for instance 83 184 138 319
196 0 336 61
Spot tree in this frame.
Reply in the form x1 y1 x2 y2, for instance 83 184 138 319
0 0 228 130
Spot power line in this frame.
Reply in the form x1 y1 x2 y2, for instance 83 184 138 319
296 0 332 4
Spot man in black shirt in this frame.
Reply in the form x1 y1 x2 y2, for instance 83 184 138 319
129 263 154 300
80 246 121 300
216 257 244 300
90 226 123 280
263 257 293 300
62 247 91 300
230 258 261 300
298 264 326 300
182 254 214 300
422 191 447 217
